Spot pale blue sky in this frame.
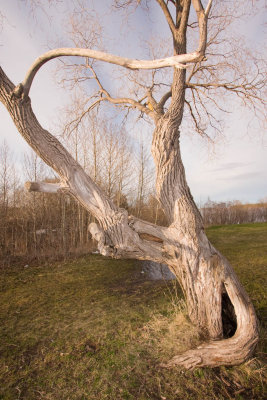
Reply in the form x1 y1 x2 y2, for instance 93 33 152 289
0 0 266 203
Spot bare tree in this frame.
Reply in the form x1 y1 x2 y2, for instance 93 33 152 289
23 151 48 254
114 131 133 208
0 141 13 253
0 141 12 213
135 139 153 218
0 0 265 368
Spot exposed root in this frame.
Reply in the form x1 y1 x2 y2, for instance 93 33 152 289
160 331 259 369
160 354 202 370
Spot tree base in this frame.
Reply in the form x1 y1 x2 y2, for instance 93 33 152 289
160 332 259 369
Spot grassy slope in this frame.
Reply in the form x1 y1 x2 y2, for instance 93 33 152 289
0 223 266 400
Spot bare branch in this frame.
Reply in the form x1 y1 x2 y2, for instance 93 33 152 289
158 90 172 111
187 82 266 104
11 2 213 100
205 0 213 16
184 99 205 136
178 0 191 33
191 0 211 54
13 0 214 100
87 64 155 118
25 181 65 193
62 97 106 137
156 0 176 36
12 48 198 98
129 215 168 243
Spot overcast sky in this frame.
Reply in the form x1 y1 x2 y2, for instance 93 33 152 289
0 0 266 204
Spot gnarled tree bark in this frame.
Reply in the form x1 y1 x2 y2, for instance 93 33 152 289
0 63 259 369
0 0 259 369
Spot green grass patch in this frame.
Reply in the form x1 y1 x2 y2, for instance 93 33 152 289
207 223 267 329
0 223 266 399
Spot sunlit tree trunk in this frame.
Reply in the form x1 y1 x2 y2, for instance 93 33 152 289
0 0 259 369
0 65 259 368
148 33 258 367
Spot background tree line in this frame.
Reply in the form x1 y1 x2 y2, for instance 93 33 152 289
1 126 266 266
200 198 267 226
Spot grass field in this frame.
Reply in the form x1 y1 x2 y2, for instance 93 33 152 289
0 223 266 399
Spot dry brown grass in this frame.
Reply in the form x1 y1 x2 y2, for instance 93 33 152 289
139 299 200 362
0 223 266 399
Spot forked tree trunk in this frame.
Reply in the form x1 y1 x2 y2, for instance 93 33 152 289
0 61 259 369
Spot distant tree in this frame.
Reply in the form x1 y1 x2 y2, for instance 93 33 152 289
0 141 13 253
0 0 265 368
135 140 153 218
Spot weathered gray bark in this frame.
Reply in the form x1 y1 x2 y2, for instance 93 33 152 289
0 0 260 369
0 65 259 368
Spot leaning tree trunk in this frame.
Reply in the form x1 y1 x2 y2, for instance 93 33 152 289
149 60 259 368
0 63 259 369
152 121 259 367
